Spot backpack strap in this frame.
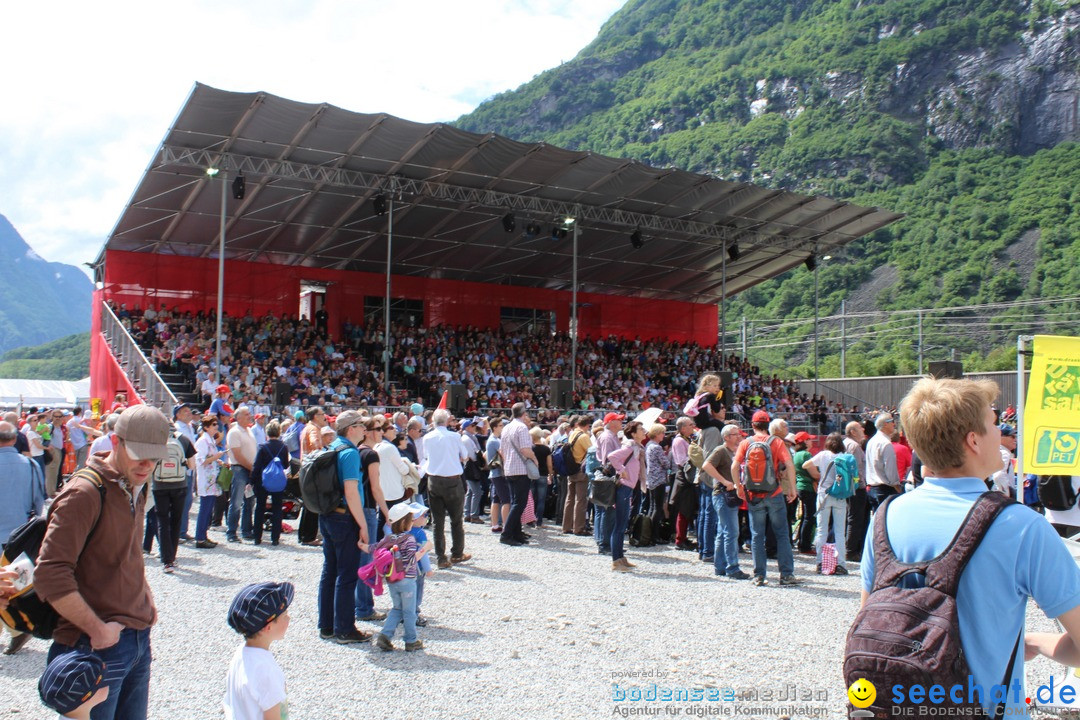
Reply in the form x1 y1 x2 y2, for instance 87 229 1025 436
871 491 1013 596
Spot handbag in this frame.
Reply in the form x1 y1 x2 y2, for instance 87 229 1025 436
509 431 540 481
589 472 618 507
217 464 233 492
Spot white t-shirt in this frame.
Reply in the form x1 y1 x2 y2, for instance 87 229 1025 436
90 433 114 456
223 646 287 720
24 428 44 457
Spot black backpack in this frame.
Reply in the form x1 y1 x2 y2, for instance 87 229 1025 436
298 445 345 514
844 492 1019 719
628 514 654 547
0 468 105 639
1037 475 1077 512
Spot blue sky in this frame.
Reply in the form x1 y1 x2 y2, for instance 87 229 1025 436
0 0 625 272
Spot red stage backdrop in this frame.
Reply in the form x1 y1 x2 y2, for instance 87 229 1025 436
101 249 718 344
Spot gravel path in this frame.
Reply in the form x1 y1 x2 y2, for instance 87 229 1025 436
0 518 1065 719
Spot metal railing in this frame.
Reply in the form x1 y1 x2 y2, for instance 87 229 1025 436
100 303 177 412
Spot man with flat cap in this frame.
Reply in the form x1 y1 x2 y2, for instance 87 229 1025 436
36 403 171 720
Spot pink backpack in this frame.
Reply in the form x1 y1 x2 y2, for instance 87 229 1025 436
683 393 706 417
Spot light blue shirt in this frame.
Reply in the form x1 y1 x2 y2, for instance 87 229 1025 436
0 446 45 545
862 476 1080 714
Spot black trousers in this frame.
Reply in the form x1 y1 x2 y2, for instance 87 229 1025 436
153 487 187 565
502 474 530 542
796 488 817 552
649 485 667 533
846 487 869 559
428 474 465 559
254 488 284 544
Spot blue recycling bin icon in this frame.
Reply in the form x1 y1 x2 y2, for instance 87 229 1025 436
1036 428 1080 466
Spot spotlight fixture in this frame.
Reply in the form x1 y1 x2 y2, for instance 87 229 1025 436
231 172 246 200
805 253 817 271
205 167 220 177
501 213 516 233
727 243 741 261
525 222 541 238
630 229 644 249
551 226 569 240
373 194 388 216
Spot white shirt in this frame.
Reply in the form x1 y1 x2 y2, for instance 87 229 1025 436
227 424 257 467
422 426 467 477
223 645 287 720
374 439 409 502
24 428 44 457
990 445 1016 496
89 432 114 456
864 431 899 488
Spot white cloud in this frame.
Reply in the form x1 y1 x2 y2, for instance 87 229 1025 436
0 0 625 270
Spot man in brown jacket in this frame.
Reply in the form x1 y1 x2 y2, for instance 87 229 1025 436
36 404 171 720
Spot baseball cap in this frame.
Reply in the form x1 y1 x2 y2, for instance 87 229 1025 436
794 431 812 444
254 413 265 420
407 501 429 517
335 410 365 433
603 412 625 424
752 410 770 423
388 502 418 524
227 581 294 638
38 649 106 715
172 402 191 418
216 384 230 394
784 433 797 445
113 405 171 461
410 403 424 415
999 423 1015 437
461 419 474 430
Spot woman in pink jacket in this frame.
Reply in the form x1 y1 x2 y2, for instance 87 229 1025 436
607 421 648 572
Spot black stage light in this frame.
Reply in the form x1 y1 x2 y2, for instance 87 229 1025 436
551 226 568 240
502 213 516 233
525 222 541 237
231 172 246 200
805 253 817 271
727 243 740 261
630 229 644 249
373 194 388 216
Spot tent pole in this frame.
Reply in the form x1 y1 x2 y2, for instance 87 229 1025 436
215 170 226 385
384 194 394 396
721 248 726 358
571 222 579 400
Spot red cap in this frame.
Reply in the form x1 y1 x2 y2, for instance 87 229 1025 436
602 412 625 424
793 431 812 444
751 410 770 423
254 413 266 420
216 384 230 394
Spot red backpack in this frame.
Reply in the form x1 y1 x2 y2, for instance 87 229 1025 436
741 437 779 495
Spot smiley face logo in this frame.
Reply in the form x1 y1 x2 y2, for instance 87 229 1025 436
848 679 876 708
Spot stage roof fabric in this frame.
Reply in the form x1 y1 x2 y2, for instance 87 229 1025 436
95 83 902 303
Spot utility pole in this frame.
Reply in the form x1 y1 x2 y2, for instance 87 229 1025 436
917 309 923 375
741 316 747 360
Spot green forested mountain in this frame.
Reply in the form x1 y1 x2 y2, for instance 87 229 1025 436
0 333 90 381
457 0 1080 376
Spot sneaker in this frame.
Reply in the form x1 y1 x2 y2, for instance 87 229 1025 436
816 565 823 574
357 611 387 622
180 533 194 542
752 575 767 586
195 540 217 549
437 556 452 569
319 629 334 640
227 536 242 544
701 555 714 563
728 571 750 580
834 566 850 576
405 640 424 651
334 628 371 645
612 561 632 572
415 615 428 627
779 575 801 586
598 546 611 555
375 633 394 651
163 563 175 574
450 554 472 564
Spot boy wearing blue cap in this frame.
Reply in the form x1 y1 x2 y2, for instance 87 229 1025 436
407 502 435 626
38 649 109 719
224 581 293 720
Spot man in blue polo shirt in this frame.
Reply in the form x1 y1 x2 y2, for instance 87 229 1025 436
861 377 1080 715
316 410 371 645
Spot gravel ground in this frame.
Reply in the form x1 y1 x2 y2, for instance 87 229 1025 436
0 516 1067 720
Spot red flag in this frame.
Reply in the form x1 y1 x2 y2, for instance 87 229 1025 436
437 391 448 410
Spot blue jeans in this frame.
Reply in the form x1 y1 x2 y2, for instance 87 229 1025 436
610 484 633 561
195 495 215 541
465 479 483 517
697 485 717 558
180 470 194 537
530 477 549 526
416 572 425 615
318 512 361 635
866 484 898 513
354 507 380 619
713 494 742 576
48 627 151 720
594 503 616 551
226 465 254 540
381 576 418 643
749 493 795 579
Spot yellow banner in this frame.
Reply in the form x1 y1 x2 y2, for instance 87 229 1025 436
1024 335 1080 474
